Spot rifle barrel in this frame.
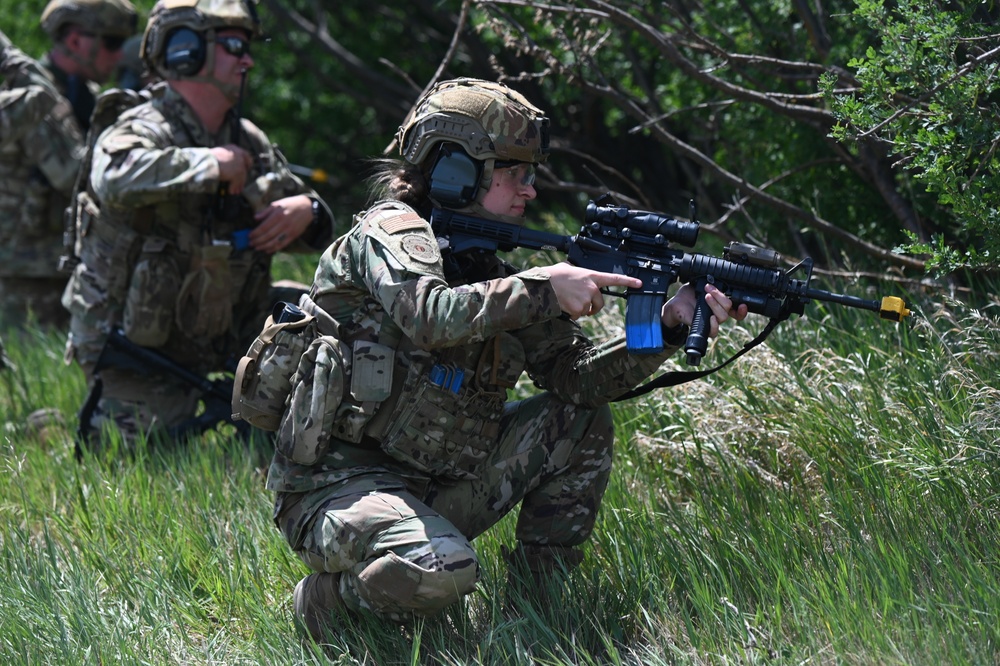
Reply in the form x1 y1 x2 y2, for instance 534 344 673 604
803 287 880 313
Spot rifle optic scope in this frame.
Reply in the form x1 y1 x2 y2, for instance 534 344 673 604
585 202 700 248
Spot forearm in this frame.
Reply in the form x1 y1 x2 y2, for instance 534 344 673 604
383 268 563 349
92 145 220 207
522 318 681 405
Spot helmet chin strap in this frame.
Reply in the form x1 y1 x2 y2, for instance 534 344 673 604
207 70 244 105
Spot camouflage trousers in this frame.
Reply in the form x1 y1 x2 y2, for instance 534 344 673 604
80 366 201 446
276 393 614 621
0 276 70 328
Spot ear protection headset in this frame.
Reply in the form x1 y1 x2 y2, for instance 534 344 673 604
429 144 483 208
163 27 206 77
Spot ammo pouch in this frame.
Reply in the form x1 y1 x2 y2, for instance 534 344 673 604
123 237 181 347
232 301 317 432
376 359 505 480
175 243 233 339
275 331 350 465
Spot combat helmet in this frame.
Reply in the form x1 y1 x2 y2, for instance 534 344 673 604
41 0 138 40
141 0 261 79
396 78 549 216
397 78 549 168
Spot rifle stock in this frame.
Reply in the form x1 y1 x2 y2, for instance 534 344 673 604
431 197 910 367
88 329 248 440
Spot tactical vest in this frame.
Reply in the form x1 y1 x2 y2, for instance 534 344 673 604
247 201 527 480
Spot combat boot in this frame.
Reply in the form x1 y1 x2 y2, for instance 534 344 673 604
293 572 346 642
26 407 69 448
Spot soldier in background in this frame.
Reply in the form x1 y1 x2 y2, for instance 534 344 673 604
63 0 333 445
0 53 73 375
266 78 747 640
0 0 137 329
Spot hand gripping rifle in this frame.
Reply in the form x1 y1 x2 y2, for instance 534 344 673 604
214 68 254 249
76 329 251 455
430 195 910 397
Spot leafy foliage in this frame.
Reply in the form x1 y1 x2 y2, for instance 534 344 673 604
824 0 1000 272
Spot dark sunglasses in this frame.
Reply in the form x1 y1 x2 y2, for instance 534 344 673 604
215 36 252 58
79 31 126 52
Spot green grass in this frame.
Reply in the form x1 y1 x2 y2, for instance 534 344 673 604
2 280 998 665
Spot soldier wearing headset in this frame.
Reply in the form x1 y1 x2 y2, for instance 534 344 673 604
63 0 333 446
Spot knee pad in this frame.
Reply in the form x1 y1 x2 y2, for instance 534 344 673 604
352 539 479 617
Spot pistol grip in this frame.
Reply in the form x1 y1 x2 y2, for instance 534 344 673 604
685 285 713 366
625 293 665 354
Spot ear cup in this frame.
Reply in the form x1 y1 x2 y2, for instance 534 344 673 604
163 27 206 76
429 145 482 208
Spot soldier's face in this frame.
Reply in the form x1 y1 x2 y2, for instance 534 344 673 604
68 28 125 84
210 28 254 84
481 162 537 218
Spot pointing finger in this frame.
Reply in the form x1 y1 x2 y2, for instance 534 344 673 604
590 271 642 290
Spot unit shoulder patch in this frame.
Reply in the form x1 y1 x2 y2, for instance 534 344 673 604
360 207 445 276
400 233 441 264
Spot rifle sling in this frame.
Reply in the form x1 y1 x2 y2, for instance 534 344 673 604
613 318 781 402
74 375 104 461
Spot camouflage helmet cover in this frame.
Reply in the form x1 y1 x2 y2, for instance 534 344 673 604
41 0 139 39
397 78 550 166
141 0 261 70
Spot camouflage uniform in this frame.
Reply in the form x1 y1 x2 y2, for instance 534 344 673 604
0 35 86 327
0 2 136 328
0 73 58 373
267 197 686 623
63 83 332 440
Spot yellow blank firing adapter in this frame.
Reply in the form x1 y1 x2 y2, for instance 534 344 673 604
878 296 911 321
287 164 329 183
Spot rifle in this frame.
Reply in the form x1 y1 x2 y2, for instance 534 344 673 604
216 68 252 248
430 196 910 389
77 328 250 451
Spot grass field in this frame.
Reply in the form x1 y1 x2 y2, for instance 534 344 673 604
1 277 998 665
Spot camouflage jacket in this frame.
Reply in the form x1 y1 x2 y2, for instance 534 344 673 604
266 201 681 494
0 44 85 278
64 84 332 374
